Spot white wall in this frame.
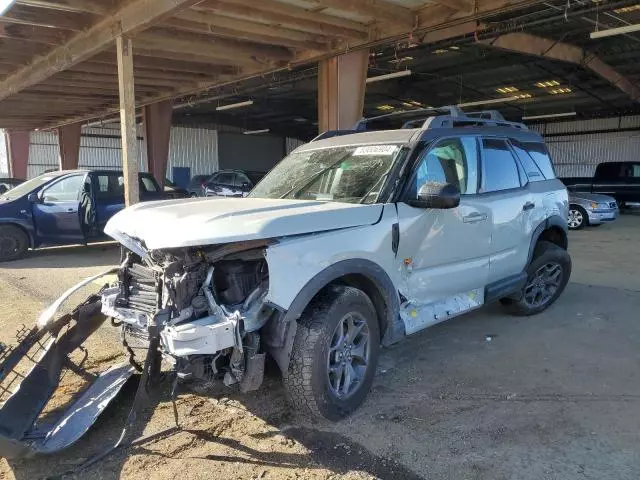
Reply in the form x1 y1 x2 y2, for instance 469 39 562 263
0 132 7 176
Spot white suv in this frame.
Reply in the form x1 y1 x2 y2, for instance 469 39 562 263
0 108 571 458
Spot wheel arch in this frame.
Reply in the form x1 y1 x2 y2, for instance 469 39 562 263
264 259 403 374
0 221 34 249
527 215 568 264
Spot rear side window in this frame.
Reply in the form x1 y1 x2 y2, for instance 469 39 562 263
95 173 125 199
140 176 159 193
214 172 234 185
481 138 522 192
521 142 556 179
510 141 545 182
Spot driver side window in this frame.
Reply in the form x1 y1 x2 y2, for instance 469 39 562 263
41 175 85 203
410 137 478 198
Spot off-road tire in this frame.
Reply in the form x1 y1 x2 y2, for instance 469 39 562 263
283 285 380 421
0 225 28 262
501 241 571 316
568 205 588 230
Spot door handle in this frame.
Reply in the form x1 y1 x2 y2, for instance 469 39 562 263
523 202 535 211
67 208 77 213
463 213 487 223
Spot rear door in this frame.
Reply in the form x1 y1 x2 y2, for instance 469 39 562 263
479 138 532 283
234 172 253 197
93 172 125 232
32 173 86 244
208 172 242 197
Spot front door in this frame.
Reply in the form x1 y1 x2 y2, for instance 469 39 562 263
396 136 491 314
32 174 87 244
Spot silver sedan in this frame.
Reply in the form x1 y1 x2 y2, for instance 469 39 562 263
568 192 618 230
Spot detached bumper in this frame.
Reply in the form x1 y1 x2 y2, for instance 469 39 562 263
587 208 618 225
0 273 133 460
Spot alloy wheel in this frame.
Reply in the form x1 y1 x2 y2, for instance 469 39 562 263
523 262 563 309
568 209 583 229
327 312 371 399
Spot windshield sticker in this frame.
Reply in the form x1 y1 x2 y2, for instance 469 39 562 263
352 145 399 156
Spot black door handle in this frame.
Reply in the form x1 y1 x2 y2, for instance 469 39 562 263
523 202 535 211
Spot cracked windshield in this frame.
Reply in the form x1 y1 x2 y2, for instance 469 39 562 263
249 144 405 204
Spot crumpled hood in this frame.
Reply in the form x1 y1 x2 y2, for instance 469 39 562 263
104 197 383 250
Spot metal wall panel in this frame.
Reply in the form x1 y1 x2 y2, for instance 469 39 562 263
286 137 305 154
167 126 218 177
0 132 8 176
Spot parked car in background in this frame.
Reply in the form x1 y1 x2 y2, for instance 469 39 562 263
163 178 189 199
0 170 172 261
561 161 640 208
567 192 617 230
186 174 213 197
0 178 24 194
204 169 266 197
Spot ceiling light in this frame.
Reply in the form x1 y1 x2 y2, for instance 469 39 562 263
590 23 640 39
457 96 521 108
243 129 270 135
0 0 15 15
389 56 413 64
535 80 560 88
496 86 519 94
216 100 254 111
293 117 307 123
522 112 577 120
366 70 412 83
515 93 533 99
449 46 460 50
549 88 572 94
376 105 395 111
432 49 449 54
614 4 640 13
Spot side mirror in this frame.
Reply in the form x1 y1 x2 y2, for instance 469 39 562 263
27 192 41 203
406 182 460 209
241 182 250 189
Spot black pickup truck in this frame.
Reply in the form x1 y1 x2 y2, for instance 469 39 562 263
561 161 640 207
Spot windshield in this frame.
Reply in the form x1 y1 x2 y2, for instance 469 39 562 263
249 144 405 204
0 173 64 201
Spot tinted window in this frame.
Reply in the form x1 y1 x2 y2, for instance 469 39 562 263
214 172 234 185
511 141 544 182
235 173 251 187
522 142 556 179
95 173 125 199
411 137 478 197
481 138 521 192
140 176 159 193
42 175 85 202
632 164 640 178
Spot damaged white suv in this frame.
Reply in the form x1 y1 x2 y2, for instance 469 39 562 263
0 109 571 458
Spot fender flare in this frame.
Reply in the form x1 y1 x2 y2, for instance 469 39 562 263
527 214 568 264
264 258 402 374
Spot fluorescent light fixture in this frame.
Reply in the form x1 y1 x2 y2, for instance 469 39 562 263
216 100 254 111
389 56 413 64
496 86 519 94
366 70 412 84
535 80 560 88
614 4 640 13
432 49 449 54
0 0 15 15
549 87 572 95
243 129 270 135
590 23 640 39
457 96 521 108
522 112 577 121
377 104 395 111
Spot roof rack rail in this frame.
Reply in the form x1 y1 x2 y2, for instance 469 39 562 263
353 106 465 131
465 110 506 121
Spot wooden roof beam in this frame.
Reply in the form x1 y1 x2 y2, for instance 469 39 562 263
479 32 640 101
429 0 472 13
14 0 116 15
0 0 205 101
197 0 368 40
310 0 415 27
2 4 96 30
89 52 240 76
0 20 72 45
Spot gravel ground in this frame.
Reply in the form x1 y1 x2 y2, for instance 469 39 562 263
0 215 639 480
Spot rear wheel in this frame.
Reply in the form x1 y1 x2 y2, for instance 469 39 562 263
0 225 29 262
501 241 571 316
284 286 380 421
568 205 588 230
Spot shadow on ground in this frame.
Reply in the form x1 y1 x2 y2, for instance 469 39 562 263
0 242 119 271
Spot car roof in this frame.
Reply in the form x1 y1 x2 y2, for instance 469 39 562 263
297 129 420 152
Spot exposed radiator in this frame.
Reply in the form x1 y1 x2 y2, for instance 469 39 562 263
117 263 159 314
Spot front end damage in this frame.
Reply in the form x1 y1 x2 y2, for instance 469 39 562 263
0 240 278 460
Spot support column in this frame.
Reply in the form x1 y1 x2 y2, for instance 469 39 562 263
5 131 30 179
116 35 139 206
318 49 369 133
143 100 173 186
57 123 82 170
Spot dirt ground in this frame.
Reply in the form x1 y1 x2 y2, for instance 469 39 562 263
1 215 640 480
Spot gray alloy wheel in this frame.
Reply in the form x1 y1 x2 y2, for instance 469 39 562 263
568 207 586 230
522 262 563 309
326 312 371 399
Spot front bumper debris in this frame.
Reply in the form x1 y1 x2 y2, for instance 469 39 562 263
0 271 134 460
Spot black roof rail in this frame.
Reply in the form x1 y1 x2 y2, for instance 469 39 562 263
465 110 506 121
353 106 465 131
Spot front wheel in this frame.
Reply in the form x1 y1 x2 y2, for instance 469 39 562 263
568 205 588 230
501 241 571 316
0 225 29 262
284 286 380 421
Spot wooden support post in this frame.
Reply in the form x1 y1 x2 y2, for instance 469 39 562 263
116 35 140 206
5 130 30 179
57 122 82 170
143 100 173 187
318 49 369 133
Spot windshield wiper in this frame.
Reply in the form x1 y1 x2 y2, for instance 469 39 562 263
279 154 350 199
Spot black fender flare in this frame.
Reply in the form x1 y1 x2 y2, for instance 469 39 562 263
527 214 568 264
263 258 402 374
